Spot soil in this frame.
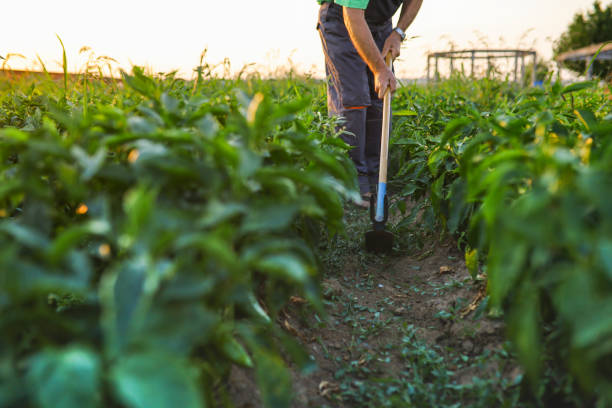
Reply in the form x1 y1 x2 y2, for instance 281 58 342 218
227 205 521 407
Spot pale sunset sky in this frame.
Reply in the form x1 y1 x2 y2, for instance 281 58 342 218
0 0 601 79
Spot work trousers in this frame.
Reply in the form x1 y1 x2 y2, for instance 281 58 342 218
317 2 393 195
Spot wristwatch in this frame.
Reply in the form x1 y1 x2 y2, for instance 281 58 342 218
393 27 407 41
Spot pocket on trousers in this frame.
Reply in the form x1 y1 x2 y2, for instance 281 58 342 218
318 3 329 26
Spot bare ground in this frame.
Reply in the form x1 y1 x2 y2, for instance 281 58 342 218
227 205 522 407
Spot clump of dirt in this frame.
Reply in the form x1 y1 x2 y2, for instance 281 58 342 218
227 209 521 408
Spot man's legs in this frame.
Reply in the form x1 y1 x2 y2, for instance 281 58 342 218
317 3 373 196
339 108 370 195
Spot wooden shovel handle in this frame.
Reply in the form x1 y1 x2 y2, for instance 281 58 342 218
374 53 393 222
378 53 393 184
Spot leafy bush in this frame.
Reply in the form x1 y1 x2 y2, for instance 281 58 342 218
0 68 358 407
390 78 612 405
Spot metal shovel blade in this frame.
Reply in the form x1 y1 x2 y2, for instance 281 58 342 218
365 228 394 253
365 187 394 253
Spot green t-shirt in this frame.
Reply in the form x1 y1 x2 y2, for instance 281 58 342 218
318 0 369 9
318 0 404 24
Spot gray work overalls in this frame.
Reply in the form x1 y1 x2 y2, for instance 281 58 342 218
317 1 400 195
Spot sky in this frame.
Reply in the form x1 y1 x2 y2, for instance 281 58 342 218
0 0 601 79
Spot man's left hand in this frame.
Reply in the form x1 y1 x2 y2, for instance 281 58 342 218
381 31 402 60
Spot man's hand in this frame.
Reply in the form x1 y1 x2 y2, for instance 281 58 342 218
374 64 396 100
381 31 402 60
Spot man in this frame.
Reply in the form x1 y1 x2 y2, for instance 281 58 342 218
317 0 423 207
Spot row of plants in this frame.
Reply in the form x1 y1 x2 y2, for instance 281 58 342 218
389 76 612 405
0 68 360 407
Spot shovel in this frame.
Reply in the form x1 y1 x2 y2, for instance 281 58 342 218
365 53 394 253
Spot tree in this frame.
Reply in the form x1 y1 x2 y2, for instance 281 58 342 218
553 1 612 79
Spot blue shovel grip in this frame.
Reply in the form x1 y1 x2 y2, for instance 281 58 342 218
375 182 386 222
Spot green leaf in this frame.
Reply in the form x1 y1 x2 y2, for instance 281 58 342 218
122 67 159 100
198 200 246 229
127 116 157 135
137 106 164 127
575 109 597 131
47 220 110 263
599 241 612 282
139 304 220 354
573 301 612 350
274 328 317 375
0 375 25 408
241 203 299 234
27 347 101 408
488 241 527 308
195 114 220 138
56 34 68 99
0 222 49 250
551 80 563 96
440 117 471 146
161 92 180 114
108 259 146 351
254 351 292 408
557 269 612 351
508 285 542 382
447 178 468 233
70 146 107 181
122 187 157 247
465 248 479 279
238 291 271 324
239 149 262 179
219 335 253 368
427 149 450 177
255 254 310 283
0 128 29 142
0 179 21 201
130 139 168 162
241 238 315 266
561 81 597 95
111 352 204 408
175 232 237 267
393 109 417 117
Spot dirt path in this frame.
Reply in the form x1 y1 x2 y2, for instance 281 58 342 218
229 206 522 407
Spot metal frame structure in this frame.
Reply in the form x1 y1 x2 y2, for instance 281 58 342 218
555 42 612 79
426 49 537 84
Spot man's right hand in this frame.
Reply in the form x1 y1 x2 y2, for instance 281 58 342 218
374 64 396 100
